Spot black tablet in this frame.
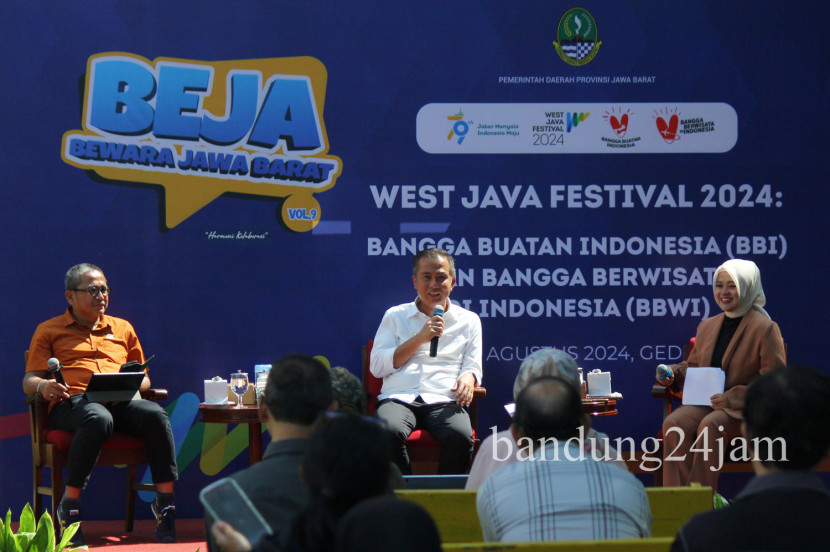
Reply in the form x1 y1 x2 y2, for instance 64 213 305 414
84 372 145 402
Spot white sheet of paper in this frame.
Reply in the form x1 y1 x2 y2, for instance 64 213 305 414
682 367 726 406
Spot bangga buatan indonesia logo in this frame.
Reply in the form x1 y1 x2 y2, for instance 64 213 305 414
553 8 601 66
61 52 342 232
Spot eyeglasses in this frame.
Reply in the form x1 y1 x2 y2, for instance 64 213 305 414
71 286 112 297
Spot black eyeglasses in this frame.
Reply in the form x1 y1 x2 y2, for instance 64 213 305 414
71 286 112 297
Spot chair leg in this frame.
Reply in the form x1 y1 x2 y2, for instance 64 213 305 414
125 465 137 532
33 465 43 523
51 466 64 533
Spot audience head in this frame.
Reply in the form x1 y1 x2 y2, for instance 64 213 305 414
514 375 584 442
292 413 391 552
513 348 579 401
329 366 367 414
334 496 441 552
744 366 830 471
713 258 767 318
264 354 333 425
302 413 390 507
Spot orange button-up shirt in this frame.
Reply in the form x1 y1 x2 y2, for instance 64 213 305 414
26 309 146 396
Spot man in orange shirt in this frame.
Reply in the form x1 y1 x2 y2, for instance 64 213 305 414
22 263 177 546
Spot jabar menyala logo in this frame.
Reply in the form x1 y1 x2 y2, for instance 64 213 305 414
553 8 601 66
61 52 342 232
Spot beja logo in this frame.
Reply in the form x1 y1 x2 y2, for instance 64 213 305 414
61 52 342 231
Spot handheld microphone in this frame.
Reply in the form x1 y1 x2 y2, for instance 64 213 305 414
47 357 67 386
656 364 673 381
429 305 444 358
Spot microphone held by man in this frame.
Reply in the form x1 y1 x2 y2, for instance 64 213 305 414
429 304 444 357
48 357 67 386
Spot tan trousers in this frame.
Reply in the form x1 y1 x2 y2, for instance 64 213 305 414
662 405 742 491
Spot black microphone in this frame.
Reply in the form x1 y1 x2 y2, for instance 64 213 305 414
47 357 66 386
429 305 444 358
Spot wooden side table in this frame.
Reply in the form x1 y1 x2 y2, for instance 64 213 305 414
198 404 264 465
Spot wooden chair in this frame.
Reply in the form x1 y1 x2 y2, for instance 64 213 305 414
27 352 167 532
395 489 483 542
362 340 486 474
396 487 712 543
651 338 694 420
645 485 712 537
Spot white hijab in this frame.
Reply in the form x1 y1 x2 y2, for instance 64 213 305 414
713 258 769 319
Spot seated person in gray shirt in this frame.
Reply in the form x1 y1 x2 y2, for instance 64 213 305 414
477 376 652 542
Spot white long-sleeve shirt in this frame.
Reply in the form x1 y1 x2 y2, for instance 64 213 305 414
370 300 482 404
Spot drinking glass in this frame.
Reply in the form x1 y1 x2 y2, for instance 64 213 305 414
230 372 249 408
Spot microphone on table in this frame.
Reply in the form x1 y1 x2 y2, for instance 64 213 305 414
656 364 673 381
429 305 444 358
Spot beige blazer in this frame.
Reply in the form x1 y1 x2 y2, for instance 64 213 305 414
670 308 786 419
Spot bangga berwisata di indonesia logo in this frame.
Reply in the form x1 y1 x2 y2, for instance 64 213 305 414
61 52 342 232
553 8 601 66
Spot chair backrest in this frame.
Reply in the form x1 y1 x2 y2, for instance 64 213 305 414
397 486 712 543
362 339 383 415
441 538 674 552
395 490 483 543
646 485 712 537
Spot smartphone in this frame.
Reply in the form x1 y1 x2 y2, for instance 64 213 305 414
200 478 272 547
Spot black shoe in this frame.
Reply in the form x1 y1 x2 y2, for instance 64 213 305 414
57 500 85 547
152 499 176 543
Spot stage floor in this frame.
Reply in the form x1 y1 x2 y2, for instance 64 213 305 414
76 518 206 551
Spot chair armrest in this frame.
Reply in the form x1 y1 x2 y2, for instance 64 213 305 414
473 386 486 399
26 392 43 405
141 388 168 401
652 385 682 420
652 385 681 401
27 389 168 402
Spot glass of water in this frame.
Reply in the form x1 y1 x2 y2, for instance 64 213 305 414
230 372 249 408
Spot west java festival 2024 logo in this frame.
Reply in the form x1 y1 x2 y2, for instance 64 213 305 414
61 53 342 231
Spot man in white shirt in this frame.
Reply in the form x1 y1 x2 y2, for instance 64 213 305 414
370 248 482 474
477 376 652 542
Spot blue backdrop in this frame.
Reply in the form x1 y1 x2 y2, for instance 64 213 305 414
2 1 828 519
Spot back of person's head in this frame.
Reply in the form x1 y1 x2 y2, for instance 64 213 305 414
292 413 391 552
514 375 583 441
264 354 333 425
329 366 367 414
513 348 579 400
334 496 441 552
744 366 830 471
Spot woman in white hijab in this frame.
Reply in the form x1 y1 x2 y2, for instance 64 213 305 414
656 259 786 489
466 348 625 490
